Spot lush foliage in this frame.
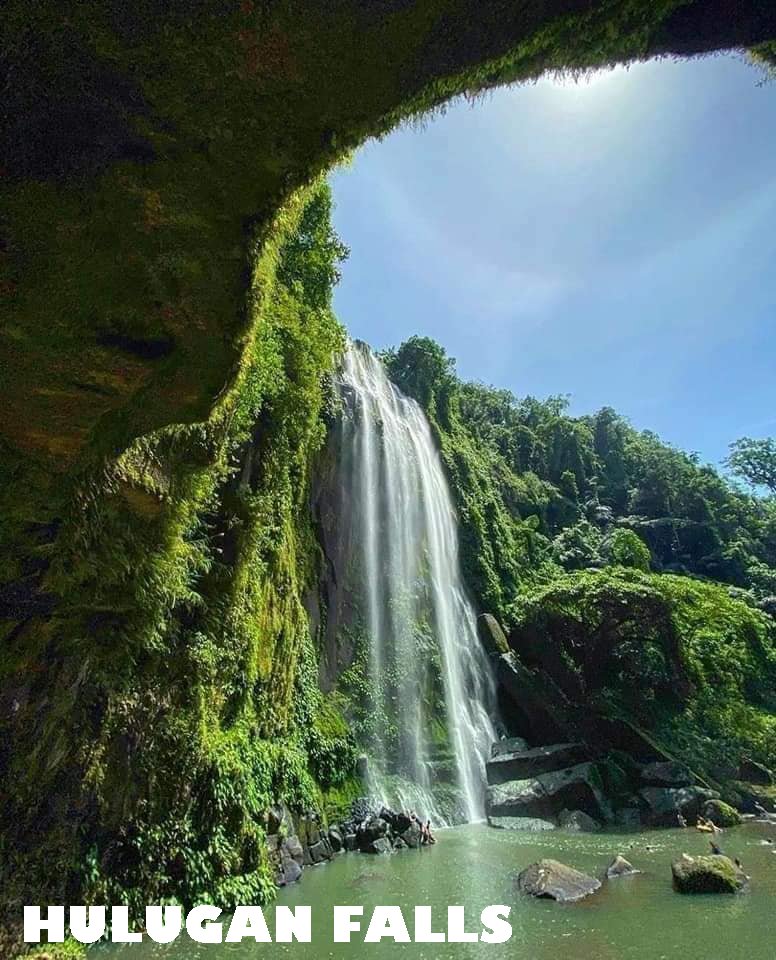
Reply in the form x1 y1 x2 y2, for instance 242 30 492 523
510 568 776 774
383 337 776 780
0 183 353 927
384 337 776 621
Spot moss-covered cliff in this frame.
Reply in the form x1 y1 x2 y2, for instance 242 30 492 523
1 183 355 948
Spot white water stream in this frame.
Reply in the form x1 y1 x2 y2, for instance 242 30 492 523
337 341 495 823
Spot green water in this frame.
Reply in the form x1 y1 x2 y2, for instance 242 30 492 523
94 822 776 960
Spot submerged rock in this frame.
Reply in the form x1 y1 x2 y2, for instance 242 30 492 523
671 855 747 894
606 855 639 878
517 859 601 903
488 816 556 831
559 809 601 833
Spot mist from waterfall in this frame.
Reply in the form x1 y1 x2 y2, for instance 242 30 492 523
336 340 496 823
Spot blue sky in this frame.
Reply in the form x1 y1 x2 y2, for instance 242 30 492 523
329 53 776 469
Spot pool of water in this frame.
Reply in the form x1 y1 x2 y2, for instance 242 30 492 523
94 821 776 959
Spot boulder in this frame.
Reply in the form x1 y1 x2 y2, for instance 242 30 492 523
393 812 413 834
278 854 302 885
344 833 357 852
308 838 332 864
400 821 422 848
517 859 601 903
266 803 293 835
490 736 529 759
487 762 612 823
639 786 718 826
283 835 304 865
606 855 639 878
488 816 556 831
703 799 743 828
559 809 601 833
351 796 380 821
328 825 344 852
477 613 509 654
738 758 773 785
671 855 747 894
364 836 392 855
356 816 390 851
486 742 588 784
640 760 693 787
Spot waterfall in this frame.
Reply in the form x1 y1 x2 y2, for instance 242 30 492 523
334 341 496 823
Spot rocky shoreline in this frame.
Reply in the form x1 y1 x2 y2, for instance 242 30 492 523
266 797 432 888
485 736 774 832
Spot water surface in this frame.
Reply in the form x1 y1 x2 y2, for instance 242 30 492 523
94 822 776 960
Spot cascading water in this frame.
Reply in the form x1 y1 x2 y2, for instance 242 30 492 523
333 341 496 823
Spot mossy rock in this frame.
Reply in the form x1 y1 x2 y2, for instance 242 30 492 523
671 855 747 894
703 799 743 828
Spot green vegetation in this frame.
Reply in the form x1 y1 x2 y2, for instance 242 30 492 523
384 337 776 778
0 183 354 931
3 3 776 953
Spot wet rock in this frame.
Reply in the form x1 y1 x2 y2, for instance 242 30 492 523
278 855 302 885
671 855 747 894
266 803 292 835
356 816 390 851
486 743 589 784
351 796 381 821
393 836 407 850
559 809 601 833
606 855 639 878
328 825 344 852
344 833 357 852
365 836 393 855
738 758 773 785
487 762 612 823
400 821 422 848
490 736 529 759
640 786 719 826
703 799 743 828
308 838 332 864
477 613 509 654
517 859 601 903
640 760 693 787
283 835 304 865
488 816 556 831
393 811 413 834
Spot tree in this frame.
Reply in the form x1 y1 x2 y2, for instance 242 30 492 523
726 437 776 494
607 529 651 572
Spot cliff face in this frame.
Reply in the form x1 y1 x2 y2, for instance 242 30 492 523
0 185 355 946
